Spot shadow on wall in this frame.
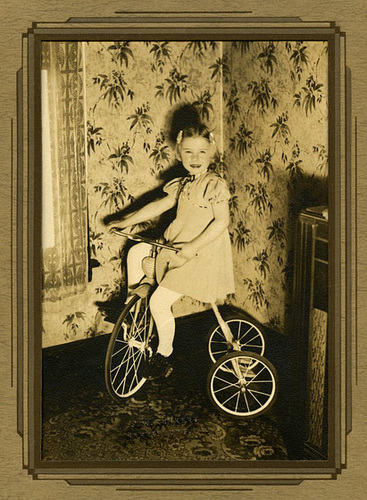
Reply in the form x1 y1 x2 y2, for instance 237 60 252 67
164 103 201 146
283 172 328 336
102 102 203 227
288 173 328 221
96 103 205 317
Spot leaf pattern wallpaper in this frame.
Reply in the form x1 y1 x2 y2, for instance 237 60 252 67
42 40 328 347
222 41 328 331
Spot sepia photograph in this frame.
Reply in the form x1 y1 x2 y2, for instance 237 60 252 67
38 34 331 466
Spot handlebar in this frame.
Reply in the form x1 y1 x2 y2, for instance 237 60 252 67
110 227 178 252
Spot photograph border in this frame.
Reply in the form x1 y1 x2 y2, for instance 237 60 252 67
18 14 350 487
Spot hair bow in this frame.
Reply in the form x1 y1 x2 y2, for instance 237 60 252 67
209 132 216 145
176 130 183 144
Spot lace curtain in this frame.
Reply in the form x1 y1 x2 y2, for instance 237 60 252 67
41 42 88 302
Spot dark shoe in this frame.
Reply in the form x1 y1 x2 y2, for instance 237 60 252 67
96 294 125 324
143 353 173 380
103 309 122 325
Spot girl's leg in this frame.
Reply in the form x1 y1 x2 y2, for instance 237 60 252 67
149 286 182 357
127 242 152 289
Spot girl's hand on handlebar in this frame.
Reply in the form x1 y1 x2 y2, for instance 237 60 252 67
106 221 130 233
168 242 197 270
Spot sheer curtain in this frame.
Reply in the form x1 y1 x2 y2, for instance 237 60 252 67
42 42 88 302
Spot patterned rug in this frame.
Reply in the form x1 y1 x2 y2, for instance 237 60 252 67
42 317 288 462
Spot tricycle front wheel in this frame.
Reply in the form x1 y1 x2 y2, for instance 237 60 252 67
104 294 154 400
207 315 266 364
207 351 278 419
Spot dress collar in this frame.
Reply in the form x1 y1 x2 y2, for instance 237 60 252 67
183 170 207 182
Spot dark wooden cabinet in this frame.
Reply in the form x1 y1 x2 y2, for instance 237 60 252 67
291 206 328 459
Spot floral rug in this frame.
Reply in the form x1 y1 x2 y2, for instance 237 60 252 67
42 319 288 462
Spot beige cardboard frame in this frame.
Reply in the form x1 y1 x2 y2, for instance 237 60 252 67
2 5 363 498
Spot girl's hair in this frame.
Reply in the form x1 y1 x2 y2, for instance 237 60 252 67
176 124 216 146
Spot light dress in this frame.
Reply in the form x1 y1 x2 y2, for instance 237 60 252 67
155 170 235 303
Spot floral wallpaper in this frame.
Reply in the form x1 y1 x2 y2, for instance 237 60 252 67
222 41 328 331
42 40 328 347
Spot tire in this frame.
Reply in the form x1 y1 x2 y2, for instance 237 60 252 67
207 351 278 419
207 314 266 364
104 294 154 400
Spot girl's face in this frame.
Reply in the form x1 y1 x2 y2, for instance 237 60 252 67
178 136 214 176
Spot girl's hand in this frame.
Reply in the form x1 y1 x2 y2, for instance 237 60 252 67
168 253 188 270
106 220 130 233
174 242 198 262
166 242 198 271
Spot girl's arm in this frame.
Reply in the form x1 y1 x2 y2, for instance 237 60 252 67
107 195 176 230
175 201 230 260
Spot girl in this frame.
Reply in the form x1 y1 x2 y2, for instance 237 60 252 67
106 124 235 379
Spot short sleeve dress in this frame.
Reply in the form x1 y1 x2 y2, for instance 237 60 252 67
155 170 235 303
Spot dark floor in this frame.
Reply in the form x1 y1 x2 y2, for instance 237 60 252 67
42 309 293 462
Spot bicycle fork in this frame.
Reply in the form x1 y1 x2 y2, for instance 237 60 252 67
210 303 245 382
210 303 235 346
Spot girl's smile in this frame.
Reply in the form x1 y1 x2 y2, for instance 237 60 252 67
178 136 214 176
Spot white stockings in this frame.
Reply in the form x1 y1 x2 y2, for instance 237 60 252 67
127 243 182 357
149 286 182 357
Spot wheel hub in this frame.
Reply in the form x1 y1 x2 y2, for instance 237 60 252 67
128 338 145 352
232 340 241 351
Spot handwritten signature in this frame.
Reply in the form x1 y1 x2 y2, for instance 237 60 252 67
124 415 200 442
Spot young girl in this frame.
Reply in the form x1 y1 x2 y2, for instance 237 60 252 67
107 124 235 379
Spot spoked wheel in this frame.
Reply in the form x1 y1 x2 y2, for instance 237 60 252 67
207 351 278 419
207 314 266 364
104 294 154 400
